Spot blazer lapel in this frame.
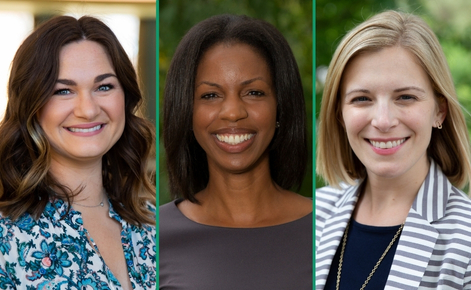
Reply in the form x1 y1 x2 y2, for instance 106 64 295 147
385 160 449 289
316 184 360 288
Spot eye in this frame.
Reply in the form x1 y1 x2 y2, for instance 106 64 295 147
398 94 417 101
53 89 70 95
351 96 370 102
98 84 114 92
201 93 218 99
247 90 265 97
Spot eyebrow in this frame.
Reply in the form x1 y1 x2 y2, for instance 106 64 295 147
345 86 426 96
393 86 425 93
56 73 117 86
345 89 370 96
195 77 267 88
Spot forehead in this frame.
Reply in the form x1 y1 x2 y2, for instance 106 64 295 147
58 40 114 73
195 42 272 81
340 46 432 95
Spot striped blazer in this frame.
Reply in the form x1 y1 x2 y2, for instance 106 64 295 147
316 160 471 289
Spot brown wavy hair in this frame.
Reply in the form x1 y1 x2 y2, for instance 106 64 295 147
0 15 156 225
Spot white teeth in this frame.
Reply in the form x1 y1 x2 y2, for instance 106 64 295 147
369 138 406 149
216 134 255 145
68 125 102 133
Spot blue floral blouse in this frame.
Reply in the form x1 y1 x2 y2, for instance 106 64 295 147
0 198 156 289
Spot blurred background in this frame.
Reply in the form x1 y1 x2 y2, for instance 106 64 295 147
0 0 156 122
159 0 313 205
316 0 471 188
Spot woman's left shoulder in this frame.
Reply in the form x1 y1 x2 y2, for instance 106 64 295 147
146 202 156 216
443 186 471 219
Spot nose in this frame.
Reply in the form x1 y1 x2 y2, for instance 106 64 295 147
219 93 248 122
74 91 100 120
371 100 398 132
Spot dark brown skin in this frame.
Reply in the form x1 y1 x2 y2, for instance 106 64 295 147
178 43 311 228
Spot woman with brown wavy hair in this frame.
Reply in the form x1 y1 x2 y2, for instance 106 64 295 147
0 16 155 289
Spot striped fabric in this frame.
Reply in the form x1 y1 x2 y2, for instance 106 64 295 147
316 160 471 289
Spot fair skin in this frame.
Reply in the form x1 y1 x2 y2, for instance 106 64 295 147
340 46 447 226
37 40 131 289
178 43 311 228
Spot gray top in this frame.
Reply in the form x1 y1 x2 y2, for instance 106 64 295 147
159 199 312 290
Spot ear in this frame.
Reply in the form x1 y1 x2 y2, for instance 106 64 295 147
435 95 447 126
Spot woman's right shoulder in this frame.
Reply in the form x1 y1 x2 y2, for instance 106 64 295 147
316 184 350 202
159 199 184 225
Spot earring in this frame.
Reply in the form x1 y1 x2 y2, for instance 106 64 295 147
276 121 280 128
436 121 442 129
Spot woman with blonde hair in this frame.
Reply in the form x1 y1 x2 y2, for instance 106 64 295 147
316 10 471 289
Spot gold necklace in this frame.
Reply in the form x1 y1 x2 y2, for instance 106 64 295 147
336 220 404 290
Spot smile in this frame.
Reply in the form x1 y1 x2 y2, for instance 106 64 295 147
216 134 255 145
369 138 406 149
67 124 103 133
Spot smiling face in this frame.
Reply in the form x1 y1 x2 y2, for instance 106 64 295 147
38 40 125 167
192 42 277 174
340 46 446 182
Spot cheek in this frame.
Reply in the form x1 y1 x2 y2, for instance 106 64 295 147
342 108 366 136
114 99 126 135
191 105 213 149
192 104 217 130
37 100 67 131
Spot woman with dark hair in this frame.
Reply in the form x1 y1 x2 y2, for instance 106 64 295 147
160 14 312 289
0 16 156 289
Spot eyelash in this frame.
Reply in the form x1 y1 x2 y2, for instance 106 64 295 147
351 96 370 103
248 90 265 97
52 84 114 95
350 94 418 103
201 93 218 99
97 84 114 92
53 89 70 95
398 94 417 100
199 90 266 100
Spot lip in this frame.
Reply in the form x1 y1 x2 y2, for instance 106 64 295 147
212 128 257 153
65 122 106 137
366 137 408 155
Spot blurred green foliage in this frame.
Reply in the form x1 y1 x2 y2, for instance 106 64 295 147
159 0 313 205
316 0 471 189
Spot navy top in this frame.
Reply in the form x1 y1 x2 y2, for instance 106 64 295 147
325 219 401 290
159 199 312 290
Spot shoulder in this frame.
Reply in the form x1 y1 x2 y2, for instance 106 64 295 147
316 183 355 213
441 185 471 226
159 200 186 233
146 201 156 217
159 199 178 215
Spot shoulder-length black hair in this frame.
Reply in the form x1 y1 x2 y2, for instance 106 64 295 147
164 14 307 202
0 15 155 225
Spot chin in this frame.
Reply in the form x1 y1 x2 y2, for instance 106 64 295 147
368 165 407 179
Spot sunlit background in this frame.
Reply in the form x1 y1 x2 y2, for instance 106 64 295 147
0 0 156 122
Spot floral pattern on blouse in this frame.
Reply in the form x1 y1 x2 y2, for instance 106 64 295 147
0 198 156 290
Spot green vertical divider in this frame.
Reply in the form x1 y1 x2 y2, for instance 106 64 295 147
156 0 160 287
312 0 316 287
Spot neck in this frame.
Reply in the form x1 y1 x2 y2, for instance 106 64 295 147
49 156 105 206
196 158 285 226
353 161 430 226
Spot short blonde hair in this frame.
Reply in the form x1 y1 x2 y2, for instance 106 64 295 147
317 10 471 190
